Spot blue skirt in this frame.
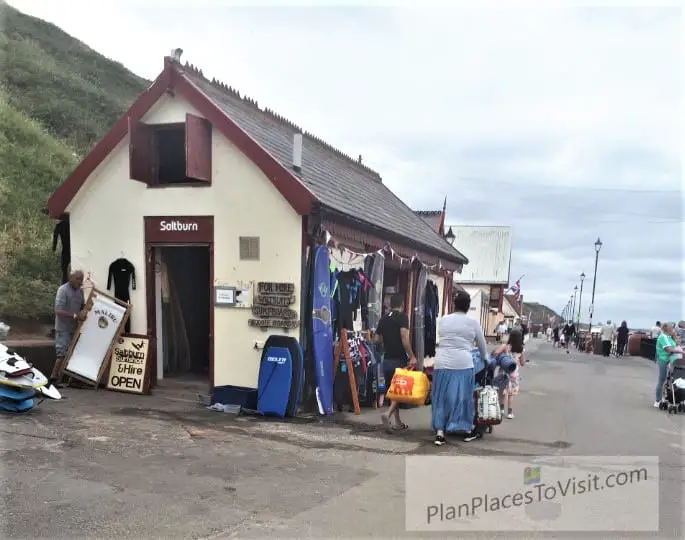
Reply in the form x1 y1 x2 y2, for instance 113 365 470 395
431 368 475 433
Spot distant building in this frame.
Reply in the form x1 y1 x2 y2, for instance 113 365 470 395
446 225 513 336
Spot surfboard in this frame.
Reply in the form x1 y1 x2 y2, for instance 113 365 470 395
286 339 304 417
413 267 428 370
0 397 34 413
311 246 334 415
0 369 48 389
257 344 293 418
366 253 385 333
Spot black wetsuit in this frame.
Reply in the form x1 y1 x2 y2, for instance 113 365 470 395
107 258 136 332
52 220 71 284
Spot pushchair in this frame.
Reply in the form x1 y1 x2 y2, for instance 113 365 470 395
659 356 685 414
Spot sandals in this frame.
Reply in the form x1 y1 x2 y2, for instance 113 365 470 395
380 414 409 431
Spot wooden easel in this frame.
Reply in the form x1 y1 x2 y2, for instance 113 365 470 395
333 328 360 415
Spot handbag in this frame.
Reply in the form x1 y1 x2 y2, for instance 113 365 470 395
386 367 430 406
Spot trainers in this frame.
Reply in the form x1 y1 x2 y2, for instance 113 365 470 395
653 401 660 408
434 435 446 446
507 412 515 419
464 430 483 442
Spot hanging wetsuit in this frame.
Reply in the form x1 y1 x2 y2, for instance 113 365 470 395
356 269 373 330
107 258 136 333
52 219 71 284
424 281 440 357
330 264 339 340
335 270 361 332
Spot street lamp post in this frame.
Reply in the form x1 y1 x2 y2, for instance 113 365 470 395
571 286 578 324
577 272 585 324
588 238 602 335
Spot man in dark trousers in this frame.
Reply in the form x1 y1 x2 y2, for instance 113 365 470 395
562 320 576 354
374 295 416 431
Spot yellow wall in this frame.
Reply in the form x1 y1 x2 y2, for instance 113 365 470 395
66 93 302 389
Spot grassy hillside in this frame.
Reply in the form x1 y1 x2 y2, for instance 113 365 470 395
0 4 148 320
523 301 561 326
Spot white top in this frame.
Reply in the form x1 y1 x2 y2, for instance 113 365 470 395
600 325 614 341
650 326 661 339
435 312 489 370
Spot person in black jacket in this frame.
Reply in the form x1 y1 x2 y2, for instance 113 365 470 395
616 321 629 356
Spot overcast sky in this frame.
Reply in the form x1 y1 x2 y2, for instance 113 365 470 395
7 1 683 329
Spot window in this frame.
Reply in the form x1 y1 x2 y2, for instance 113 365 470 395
129 113 212 186
239 237 260 260
489 285 502 310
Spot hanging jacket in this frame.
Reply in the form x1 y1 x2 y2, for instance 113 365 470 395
424 281 440 357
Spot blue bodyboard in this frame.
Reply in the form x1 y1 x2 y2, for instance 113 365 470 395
0 384 36 401
0 397 35 412
261 335 304 417
257 345 293 418
311 246 334 415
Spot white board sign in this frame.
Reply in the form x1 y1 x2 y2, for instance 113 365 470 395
64 289 129 383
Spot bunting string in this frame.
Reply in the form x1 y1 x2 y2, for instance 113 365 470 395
323 229 451 274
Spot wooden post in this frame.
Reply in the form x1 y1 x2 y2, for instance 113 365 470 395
332 328 360 415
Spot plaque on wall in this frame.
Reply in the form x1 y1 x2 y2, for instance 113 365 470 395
249 282 300 331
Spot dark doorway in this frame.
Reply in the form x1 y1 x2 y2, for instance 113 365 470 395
158 246 210 377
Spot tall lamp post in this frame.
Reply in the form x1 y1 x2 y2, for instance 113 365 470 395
571 286 578 324
588 238 602 335
577 272 585 324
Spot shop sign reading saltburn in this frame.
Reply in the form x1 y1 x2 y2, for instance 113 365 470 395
159 220 199 232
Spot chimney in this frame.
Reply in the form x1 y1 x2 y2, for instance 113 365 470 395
292 133 303 172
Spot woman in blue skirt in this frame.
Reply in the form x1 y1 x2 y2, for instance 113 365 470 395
432 291 489 446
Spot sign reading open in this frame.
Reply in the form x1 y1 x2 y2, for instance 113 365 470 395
107 334 151 394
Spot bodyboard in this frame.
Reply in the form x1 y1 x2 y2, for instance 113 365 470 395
413 267 428 370
0 397 34 412
0 384 36 401
311 246 334 415
263 335 304 417
257 344 293 418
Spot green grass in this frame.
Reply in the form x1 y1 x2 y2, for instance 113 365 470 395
0 4 148 319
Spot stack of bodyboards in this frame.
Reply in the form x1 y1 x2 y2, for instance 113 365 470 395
257 335 304 418
0 343 62 413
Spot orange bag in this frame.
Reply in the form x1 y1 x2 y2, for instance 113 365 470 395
386 368 430 406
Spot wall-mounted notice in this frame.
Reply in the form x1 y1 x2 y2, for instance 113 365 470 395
248 282 300 331
106 334 151 394
215 286 236 307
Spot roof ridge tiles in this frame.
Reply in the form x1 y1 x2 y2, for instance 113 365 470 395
176 58 382 181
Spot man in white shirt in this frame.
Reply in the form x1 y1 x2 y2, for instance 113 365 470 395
495 321 507 343
600 321 614 357
650 321 661 339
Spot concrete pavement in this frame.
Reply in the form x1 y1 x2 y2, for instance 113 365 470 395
1 339 683 539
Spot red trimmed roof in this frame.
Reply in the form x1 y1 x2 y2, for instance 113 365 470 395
46 56 467 264
46 57 316 218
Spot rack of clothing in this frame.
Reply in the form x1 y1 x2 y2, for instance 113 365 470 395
333 330 379 412
329 263 373 339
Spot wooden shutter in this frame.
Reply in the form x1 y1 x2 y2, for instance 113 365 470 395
129 117 155 184
185 113 212 183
